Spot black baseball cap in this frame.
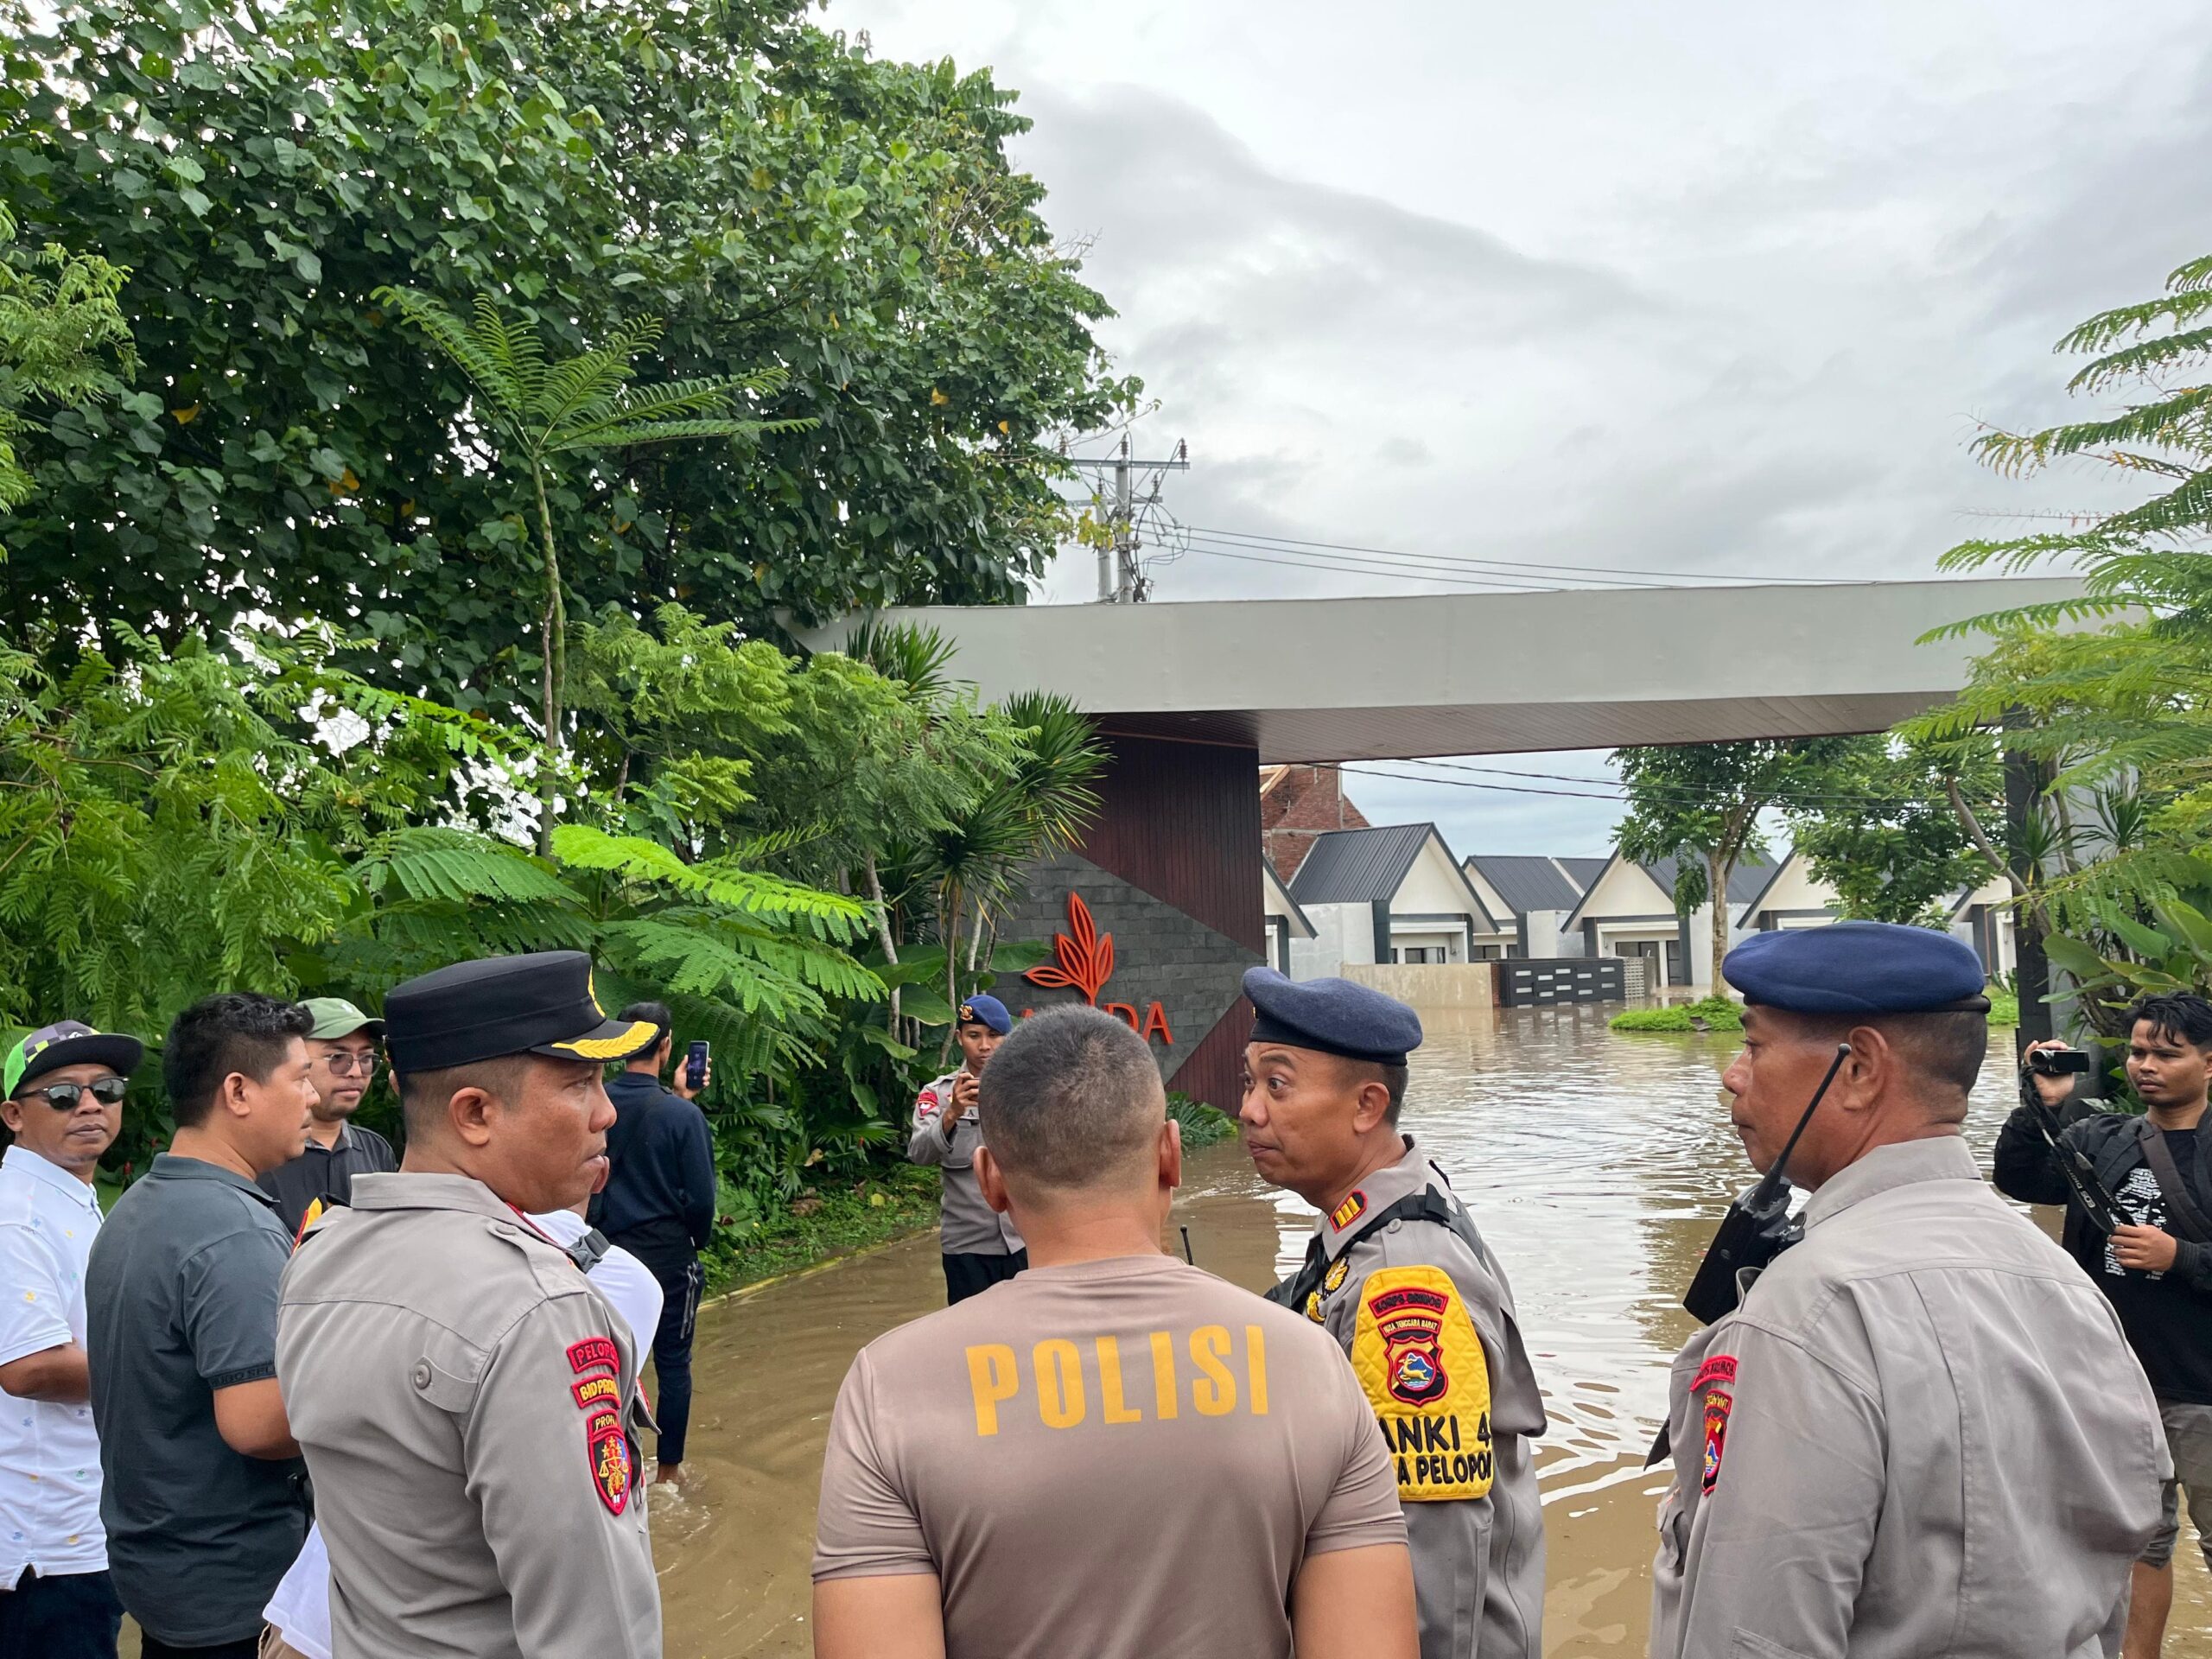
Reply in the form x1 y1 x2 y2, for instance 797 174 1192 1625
383 951 660 1076
4 1020 144 1098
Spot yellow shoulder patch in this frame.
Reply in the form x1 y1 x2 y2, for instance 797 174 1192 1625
1351 1264 1492 1501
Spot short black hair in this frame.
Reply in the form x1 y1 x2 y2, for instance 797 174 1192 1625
618 1001 673 1048
163 993 315 1128
1779 1007 1987 1109
1338 1057 1410 1126
399 1054 533 1139
2129 993 2212 1052
980 1005 1163 1189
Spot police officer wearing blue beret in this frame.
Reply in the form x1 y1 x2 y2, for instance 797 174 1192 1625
1238 968 1547 1659
910 994 1027 1303
1650 923 2164 1658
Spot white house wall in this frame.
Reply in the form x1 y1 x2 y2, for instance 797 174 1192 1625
1288 901 1376 981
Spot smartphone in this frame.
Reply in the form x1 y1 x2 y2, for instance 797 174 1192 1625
686 1040 710 1092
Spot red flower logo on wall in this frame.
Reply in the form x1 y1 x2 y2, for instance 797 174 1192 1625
1027 891 1116 1005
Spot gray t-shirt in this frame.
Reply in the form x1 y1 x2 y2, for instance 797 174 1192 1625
86 1154 308 1645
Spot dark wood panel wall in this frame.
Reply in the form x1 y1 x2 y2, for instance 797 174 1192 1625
1076 731 1263 1109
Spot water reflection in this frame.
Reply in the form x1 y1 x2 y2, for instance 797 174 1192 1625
654 1002 2212 1657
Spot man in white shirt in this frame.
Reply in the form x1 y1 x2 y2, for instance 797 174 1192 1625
0 1020 142 1659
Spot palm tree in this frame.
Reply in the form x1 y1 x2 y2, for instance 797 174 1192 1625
376 287 808 850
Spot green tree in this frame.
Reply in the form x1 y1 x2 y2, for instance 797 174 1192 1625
0 0 1137 715
1783 736 2005 925
1611 739 1867 994
1907 250 2212 1017
373 288 803 849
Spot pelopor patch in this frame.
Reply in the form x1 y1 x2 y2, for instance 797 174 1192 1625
1351 1265 1492 1501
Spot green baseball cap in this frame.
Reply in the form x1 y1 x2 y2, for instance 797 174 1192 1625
299 996 385 1041
4 1020 145 1098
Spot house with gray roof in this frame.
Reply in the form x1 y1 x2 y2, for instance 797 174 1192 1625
1284 823 1498 978
1560 848 1781 989
1462 854 1598 959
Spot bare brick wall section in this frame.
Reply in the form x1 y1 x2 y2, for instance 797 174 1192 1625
1259 765 1370 881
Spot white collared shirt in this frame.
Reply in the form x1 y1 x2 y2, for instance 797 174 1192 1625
0 1143 106 1582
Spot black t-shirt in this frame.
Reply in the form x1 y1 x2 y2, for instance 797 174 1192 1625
2093 1129 2212 1404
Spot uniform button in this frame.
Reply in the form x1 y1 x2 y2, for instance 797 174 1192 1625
412 1363 433 1390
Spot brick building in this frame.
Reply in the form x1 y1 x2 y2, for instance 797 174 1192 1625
1258 764 1370 881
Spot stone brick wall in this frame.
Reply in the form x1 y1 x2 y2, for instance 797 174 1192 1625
992 849 1260 1090
1260 765 1370 881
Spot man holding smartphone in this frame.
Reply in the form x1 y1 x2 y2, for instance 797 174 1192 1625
909 995 1026 1303
1994 992 2212 1659
594 1001 715 1490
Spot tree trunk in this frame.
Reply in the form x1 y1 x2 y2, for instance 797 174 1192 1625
1707 848 1732 996
865 853 900 1029
531 463 565 858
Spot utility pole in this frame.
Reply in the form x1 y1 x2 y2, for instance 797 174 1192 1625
1066 437 1188 602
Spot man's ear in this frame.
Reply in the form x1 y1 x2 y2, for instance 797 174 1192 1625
1159 1117 1184 1193
974 1144 1013 1215
447 1085 498 1149
218 1071 255 1121
1839 1027 1892 1111
1351 1077 1395 1135
0 1099 22 1135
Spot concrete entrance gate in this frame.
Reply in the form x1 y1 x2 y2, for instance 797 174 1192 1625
804 576 2081 1109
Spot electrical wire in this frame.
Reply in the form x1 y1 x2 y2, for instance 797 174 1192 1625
1179 524 1842 588
1165 541 1649 594
1382 754 1952 810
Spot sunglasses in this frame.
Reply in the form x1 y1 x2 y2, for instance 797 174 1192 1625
16 1077 129 1110
321 1052 381 1077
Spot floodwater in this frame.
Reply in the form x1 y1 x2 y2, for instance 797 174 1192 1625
652 1005 2212 1656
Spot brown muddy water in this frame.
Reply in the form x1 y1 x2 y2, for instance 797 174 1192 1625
649 1004 2212 1657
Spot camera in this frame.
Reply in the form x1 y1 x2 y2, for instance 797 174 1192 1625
2027 1046 2093 1077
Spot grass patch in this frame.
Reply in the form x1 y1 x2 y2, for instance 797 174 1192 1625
1988 988 2018 1028
1168 1090 1238 1147
1610 995 1745 1034
703 1161 941 1297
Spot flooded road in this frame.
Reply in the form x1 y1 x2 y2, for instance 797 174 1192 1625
653 1004 2212 1656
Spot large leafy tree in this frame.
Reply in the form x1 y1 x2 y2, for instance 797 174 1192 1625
1783 736 2005 925
0 0 1137 713
1611 738 1867 994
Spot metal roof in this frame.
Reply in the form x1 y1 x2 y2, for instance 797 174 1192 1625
1557 856 1611 893
1288 823 1438 906
1465 854 1585 918
1642 850 1780 906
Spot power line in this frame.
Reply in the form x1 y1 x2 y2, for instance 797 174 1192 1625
1170 541 1642 594
1173 531 1668 590
1180 524 1842 588
1384 754 1948 810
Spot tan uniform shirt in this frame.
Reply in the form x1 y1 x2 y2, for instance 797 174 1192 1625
1649 1136 2167 1659
812 1253 1406 1659
909 1068 1024 1255
276 1173 658 1659
1299 1137 1546 1659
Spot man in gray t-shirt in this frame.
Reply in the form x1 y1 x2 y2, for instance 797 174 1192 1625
86 993 317 1655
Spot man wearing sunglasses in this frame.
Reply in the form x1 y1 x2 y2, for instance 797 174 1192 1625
0 1020 142 1659
258 1000 396 1239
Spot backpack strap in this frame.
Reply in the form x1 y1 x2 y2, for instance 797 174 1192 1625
2138 1118 2212 1244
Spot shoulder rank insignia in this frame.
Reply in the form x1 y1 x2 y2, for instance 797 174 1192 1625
1351 1265 1492 1502
1694 1353 1736 1496
585 1407 632 1515
1330 1190 1367 1230
1324 1256 1350 1294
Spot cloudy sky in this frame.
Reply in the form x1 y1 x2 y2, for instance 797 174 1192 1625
830 0 2209 856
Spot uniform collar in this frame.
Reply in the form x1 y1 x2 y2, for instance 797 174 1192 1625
1803 1134 1980 1230
345 1170 523 1225
0 1143 101 1210
1317 1135 1437 1260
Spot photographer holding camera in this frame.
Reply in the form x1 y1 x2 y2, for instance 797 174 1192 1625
1994 991 2212 1659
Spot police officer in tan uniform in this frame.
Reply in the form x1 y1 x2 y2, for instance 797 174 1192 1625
1239 968 1546 1659
276 951 664 1659
908 993 1026 1303
1650 923 2166 1658
815 1005 1416 1659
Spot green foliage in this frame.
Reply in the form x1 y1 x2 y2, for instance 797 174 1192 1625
0 202 133 528
1904 250 2212 1028
1166 1090 1237 1147
1784 736 2005 925
0 0 1137 714
1609 996 1744 1034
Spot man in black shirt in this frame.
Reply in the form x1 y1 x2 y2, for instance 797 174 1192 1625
591 1000 714 1487
1994 991 2212 1659
257 998 396 1238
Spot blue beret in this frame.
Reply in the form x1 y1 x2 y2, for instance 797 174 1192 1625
1724 922 1991 1015
957 993 1012 1034
1243 967 1423 1065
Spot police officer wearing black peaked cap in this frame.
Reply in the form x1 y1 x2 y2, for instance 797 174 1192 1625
1236 968 1547 1659
1650 922 2164 1657
275 951 665 1659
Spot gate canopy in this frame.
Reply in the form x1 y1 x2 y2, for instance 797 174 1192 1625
800 577 2081 762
